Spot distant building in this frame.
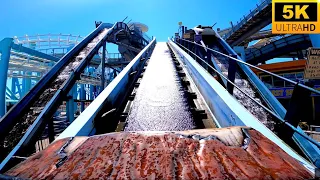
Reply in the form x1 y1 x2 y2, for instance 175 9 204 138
251 60 320 126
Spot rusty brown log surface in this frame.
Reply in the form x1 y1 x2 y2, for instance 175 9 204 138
5 127 313 179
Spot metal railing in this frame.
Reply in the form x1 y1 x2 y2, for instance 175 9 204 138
37 47 69 57
223 0 271 39
174 38 320 149
178 38 320 95
111 22 131 35
12 34 84 59
13 34 83 48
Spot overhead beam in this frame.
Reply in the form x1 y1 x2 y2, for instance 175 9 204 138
11 43 59 62
230 18 272 46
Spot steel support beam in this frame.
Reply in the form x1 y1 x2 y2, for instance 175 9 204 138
6 87 18 100
16 75 22 98
11 78 16 99
230 18 272 47
11 43 59 62
280 83 313 142
245 35 311 64
233 46 246 61
90 85 94 100
80 84 85 112
115 42 141 53
227 55 237 94
0 38 13 117
101 43 106 91
47 117 55 143
67 86 75 123
22 71 31 96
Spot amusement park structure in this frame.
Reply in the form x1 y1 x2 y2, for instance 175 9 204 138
0 0 320 178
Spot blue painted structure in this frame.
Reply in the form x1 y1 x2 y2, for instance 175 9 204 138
0 38 60 117
246 35 312 64
0 38 13 117
67 85 76 123
176 27 320 167
310 34 320 48
11 43 59 62
0 0 318 172
0 23 115 171
0 23 111 138
223 0 272 46
168 39 314 171
217 35 287 118
0 21 152 172
57 38 156 138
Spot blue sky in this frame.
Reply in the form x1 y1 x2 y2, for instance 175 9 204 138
0 0 263 44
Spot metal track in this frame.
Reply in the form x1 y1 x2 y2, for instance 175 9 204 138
123 42 205 131
168 39 314 171
0 22 137 172
56 38 157 139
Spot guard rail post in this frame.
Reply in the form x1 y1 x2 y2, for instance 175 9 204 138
227 54 238 94
279 81 314 145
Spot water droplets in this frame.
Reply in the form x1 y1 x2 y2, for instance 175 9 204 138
211 45 273 130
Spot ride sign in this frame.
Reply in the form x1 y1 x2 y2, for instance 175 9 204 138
304 48 320 79
272 0 320 34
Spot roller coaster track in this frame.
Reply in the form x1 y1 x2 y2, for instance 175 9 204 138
0 22 138 171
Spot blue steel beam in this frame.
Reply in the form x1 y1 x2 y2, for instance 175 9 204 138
0 38 59 117
56 38 156 139
11 43 59 62
15 77 22 98
246 35 311 64
80 84 85 112
0 38 13 117
101 43 106 90
5 100 19 103
67 85 75 123
0 22 143 172
22 72 32 96
6 87 18 100
11 78 16 99
0 23 113 140
168 39 314 171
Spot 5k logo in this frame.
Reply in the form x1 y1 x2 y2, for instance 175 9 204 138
282 5 309 19
272 0 320 34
